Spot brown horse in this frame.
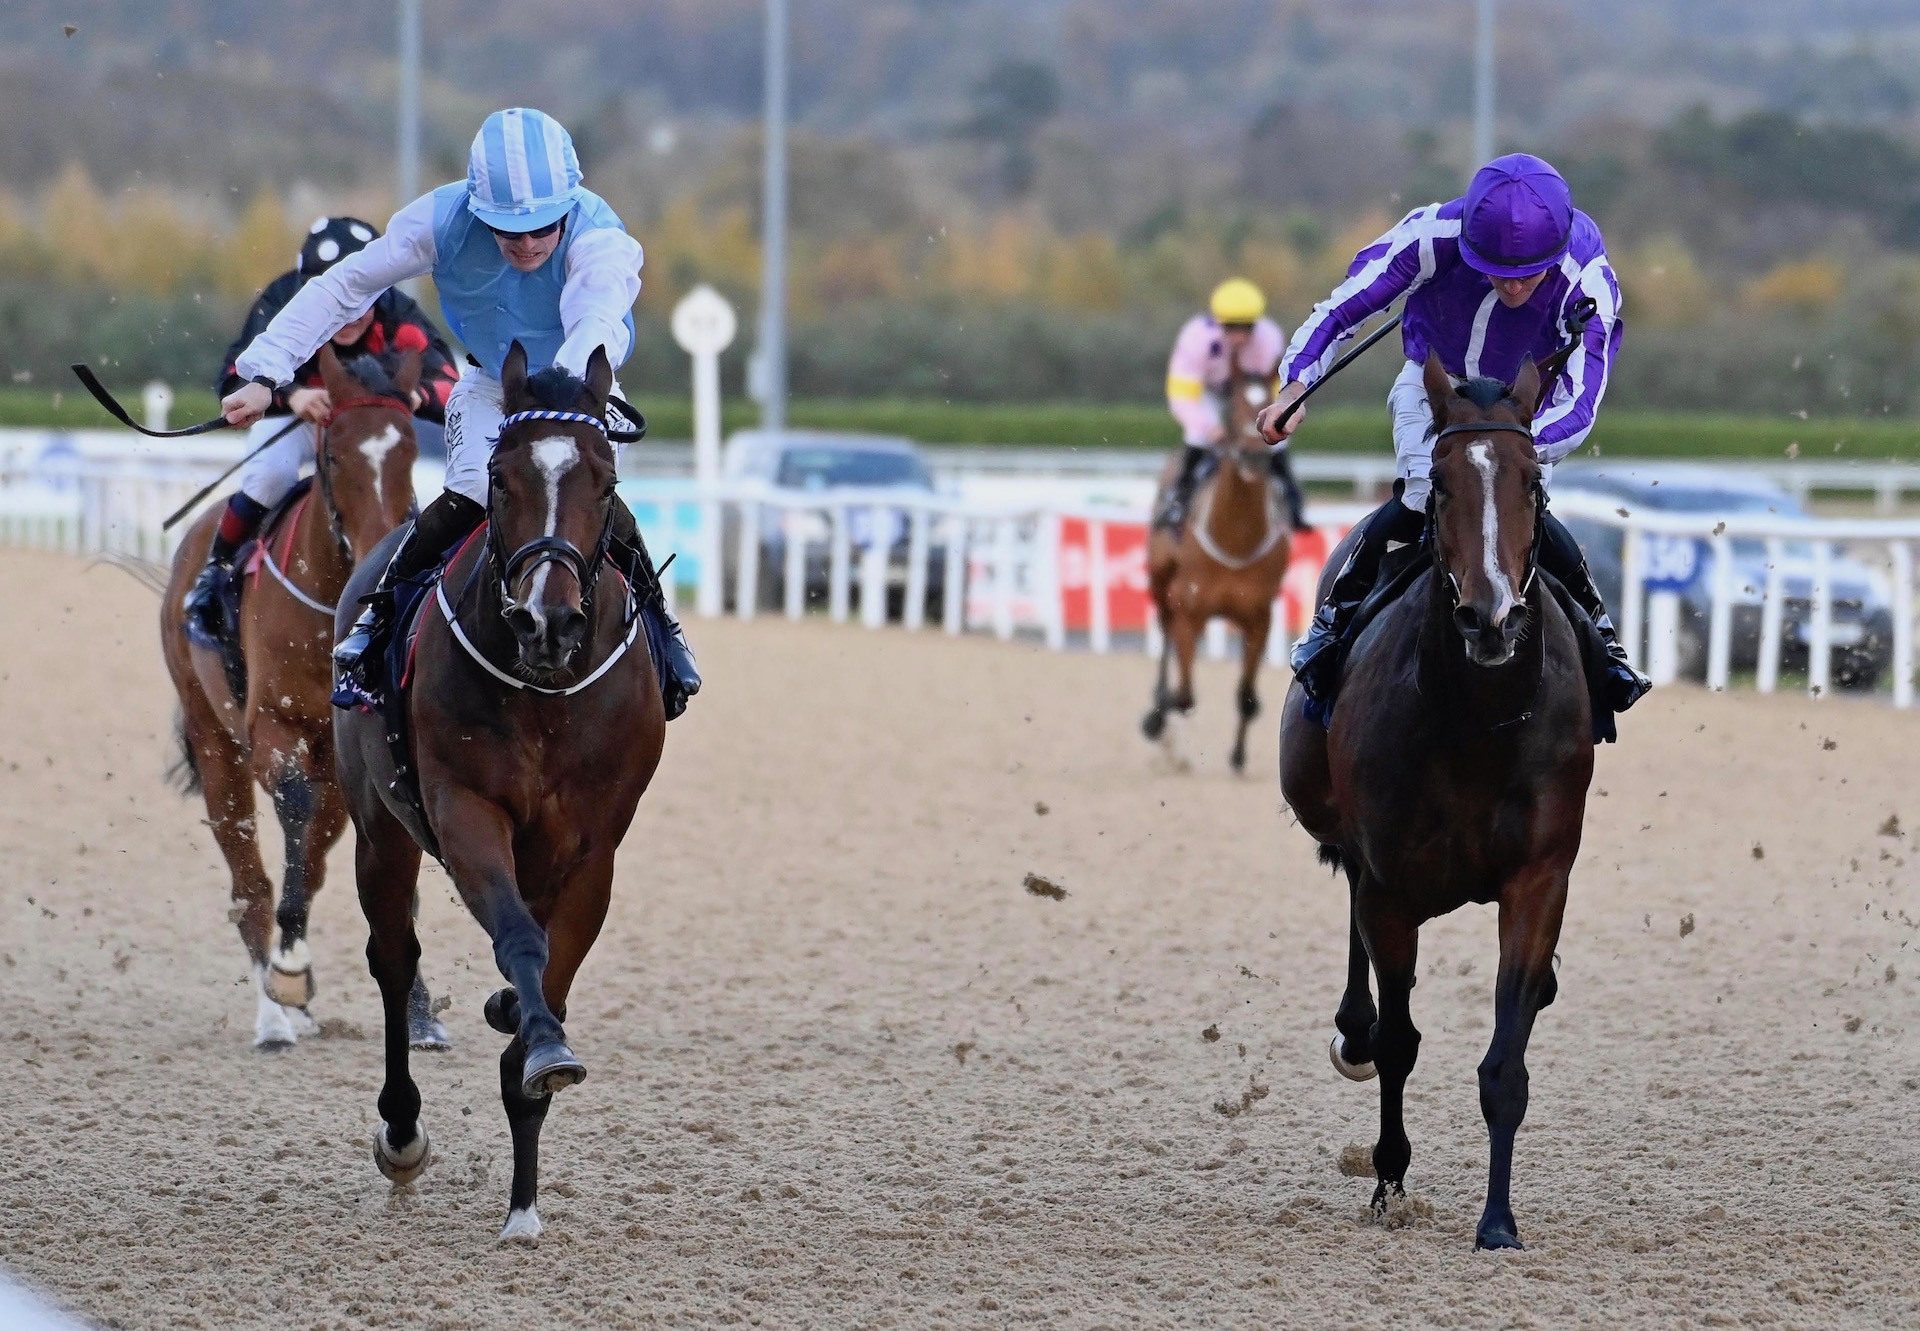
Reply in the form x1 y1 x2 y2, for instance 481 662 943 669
334 342 666 1241
1280 354 1593 1250
162 347 441 1049
1142 361 1293 771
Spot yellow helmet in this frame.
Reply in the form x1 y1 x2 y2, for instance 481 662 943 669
1209 277 1266 325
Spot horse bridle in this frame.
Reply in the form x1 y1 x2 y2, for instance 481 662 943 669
483 409 619 623
315 393 415 561
1430 419 1549 609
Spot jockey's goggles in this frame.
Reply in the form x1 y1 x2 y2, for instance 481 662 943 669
486 218 564 240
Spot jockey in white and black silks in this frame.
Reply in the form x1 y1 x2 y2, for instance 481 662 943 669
1260 152 1650 722
1157 278 1311 534
181 217 462 644
219 108 699 717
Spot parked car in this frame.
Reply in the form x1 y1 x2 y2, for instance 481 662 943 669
719 430 950 618
1554 464 1894 689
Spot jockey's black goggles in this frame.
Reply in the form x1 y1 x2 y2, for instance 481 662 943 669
486 218 564 240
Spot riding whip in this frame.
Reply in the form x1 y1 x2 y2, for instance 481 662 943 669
160 418 305 531
1267 312 1404 437
70 363 239 438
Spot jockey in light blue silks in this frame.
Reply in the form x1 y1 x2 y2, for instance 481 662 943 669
1259 152 1650 727
220 108 699 716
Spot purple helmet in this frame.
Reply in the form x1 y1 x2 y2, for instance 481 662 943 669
1459 154 1572 279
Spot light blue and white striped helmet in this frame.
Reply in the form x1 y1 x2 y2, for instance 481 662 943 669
466 107 583 232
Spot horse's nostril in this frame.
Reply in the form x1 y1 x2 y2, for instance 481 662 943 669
504 606 538 639
1454 605 1483 637
553 609 588 654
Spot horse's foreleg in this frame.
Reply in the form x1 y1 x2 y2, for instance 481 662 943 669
493 856 614 1242
1358 887 1421 1209
1331 864 1378 1080
1475 866 1570 1251
1170 608 1200 713
356 810 429 1186
1141 597 1175 740
1229 602 1271 773
439 797 579 1101
260 738 339 1013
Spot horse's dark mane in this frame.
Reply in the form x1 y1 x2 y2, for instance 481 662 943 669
342 353 397 397
1457 376 1513 410
523 367 597 414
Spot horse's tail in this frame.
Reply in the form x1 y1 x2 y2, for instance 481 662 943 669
166 708 202 796
1316 844 1344 874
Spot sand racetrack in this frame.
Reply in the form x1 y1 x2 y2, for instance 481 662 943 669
1 546 1918 1329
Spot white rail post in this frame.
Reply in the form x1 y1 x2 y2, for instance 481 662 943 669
1706 532 1734 691
859 505 888 628
1205 619 1230 660
1808 539 1833 698
1267 589 1290 666
1619 527 1645 668
783 508 806 620
734 497 760 620
992 516 1016 641
1646 592 1681 687
940 514 967 633
1088 520 1111 655
943 516 966 635
904 506 930 630
142 382 173 433
671 285 738 619
828 504 852 623
1893 541 1914 708
1756 536 1785 694
1146 606 1163 659
1039 510 1065 651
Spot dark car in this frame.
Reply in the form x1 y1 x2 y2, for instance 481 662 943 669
718 430 950 618
1554 464 1894 689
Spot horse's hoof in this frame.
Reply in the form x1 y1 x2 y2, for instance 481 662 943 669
373 1123 431 1186
253 1034 295 1053
484 988 520 1035
409 1017 453 1052
1329 1034 1377 1081
1140 711 1166 741
522 1041 586 1099
1474 1220 1525 1251
1229 749 1247 775
498 1206 544 1243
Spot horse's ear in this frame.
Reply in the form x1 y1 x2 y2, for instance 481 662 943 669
390 349 422 401
1509 357 1543 422
501 341 529 405
317 343 354 401
1422 350 1454 429
584 345 613 409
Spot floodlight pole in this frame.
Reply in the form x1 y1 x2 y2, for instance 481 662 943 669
1473 0 1495 166
759 0 790 430
398 0 421 206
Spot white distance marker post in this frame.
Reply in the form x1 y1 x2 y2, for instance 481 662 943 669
671 285 739 618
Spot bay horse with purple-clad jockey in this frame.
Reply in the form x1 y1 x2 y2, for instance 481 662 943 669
1281 355 1595 1250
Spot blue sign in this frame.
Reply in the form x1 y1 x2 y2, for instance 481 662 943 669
1640 534 1705 593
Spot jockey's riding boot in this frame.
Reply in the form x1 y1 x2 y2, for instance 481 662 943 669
1290 495 1427 707
183 493 269 642
1270 447 1313 532
1155 445 1209 532
333 490 485 698
608 497 700 720
1539 510 1651 712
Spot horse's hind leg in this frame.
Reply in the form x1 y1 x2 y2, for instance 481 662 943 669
1475 866 1570 1251
1330 863 1379 1080
356 809 430 1186
1357 884 1421 1209
1229 602 1271 774
1141 601 1175 740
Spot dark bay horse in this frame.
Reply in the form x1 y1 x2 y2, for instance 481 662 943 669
1142 361 1292 772
162 347 446 1049
1279 354 1594 1250
335 342 666 1241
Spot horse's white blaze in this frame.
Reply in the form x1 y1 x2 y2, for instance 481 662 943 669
499 1207 544 1242
524 435 579 622
1468 442 1517 623
357 424 403 507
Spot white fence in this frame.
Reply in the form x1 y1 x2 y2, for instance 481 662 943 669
5 431 1920 707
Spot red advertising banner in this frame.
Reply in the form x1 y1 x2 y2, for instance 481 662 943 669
1056 518 1353 636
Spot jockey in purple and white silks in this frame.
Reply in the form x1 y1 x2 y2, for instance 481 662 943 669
1260 153 1649 724
1156 278 1311 534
